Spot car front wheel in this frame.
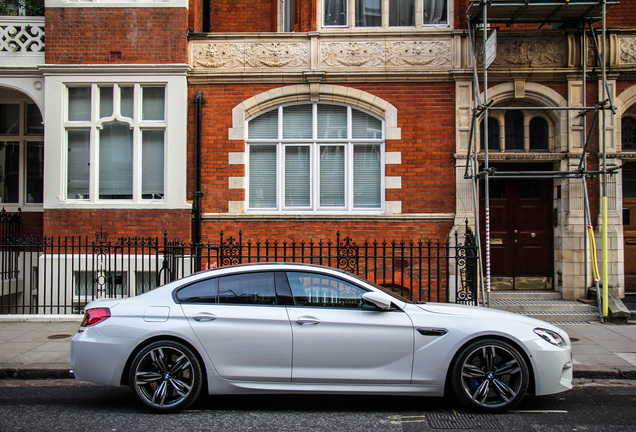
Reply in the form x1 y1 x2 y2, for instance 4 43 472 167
129 340 203 413
451 339 529 413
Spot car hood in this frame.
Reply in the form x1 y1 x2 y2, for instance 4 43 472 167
411 302 562 332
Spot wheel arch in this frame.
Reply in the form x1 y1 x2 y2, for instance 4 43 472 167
120 335 208 387
443 334 537 397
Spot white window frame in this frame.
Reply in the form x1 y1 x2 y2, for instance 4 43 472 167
43 67 189 210
321 0 451 30
64 83 166 203
246 103 385 214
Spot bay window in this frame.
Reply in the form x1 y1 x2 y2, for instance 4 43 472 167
65 83 166 201
247 103 384 212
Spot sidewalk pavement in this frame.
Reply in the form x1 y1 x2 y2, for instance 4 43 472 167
0 316 635 380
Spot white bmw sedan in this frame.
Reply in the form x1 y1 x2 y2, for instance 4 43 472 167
70 263 572 413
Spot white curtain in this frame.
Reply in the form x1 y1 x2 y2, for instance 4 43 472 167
142 130 165 199
67 130 90 198
100 86 113 118
356 0 381 27
389 0 414 27
142 87 165 121
324 0 347 26
99 122 133 199
120 86 134 119
68 87 91 121
423 0 446 24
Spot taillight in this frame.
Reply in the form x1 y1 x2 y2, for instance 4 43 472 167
81 308 111 327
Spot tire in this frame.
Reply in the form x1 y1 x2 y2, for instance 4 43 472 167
450 339 529 413
129 340 203 413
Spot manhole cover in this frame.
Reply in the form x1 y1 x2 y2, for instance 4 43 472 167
47 334 72 340
427 412 502 429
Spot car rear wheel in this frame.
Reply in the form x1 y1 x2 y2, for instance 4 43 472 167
451 339 529 413
129 340 203 413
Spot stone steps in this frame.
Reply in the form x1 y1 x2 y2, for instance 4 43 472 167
489 290 600 324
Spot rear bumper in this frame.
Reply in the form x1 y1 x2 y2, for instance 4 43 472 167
69 327 135 387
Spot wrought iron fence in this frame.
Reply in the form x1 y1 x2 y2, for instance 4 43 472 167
0 226 479 315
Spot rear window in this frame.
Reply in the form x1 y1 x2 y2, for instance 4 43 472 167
176 272 277 305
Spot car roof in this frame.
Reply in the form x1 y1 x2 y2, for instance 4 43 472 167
197 262 352 276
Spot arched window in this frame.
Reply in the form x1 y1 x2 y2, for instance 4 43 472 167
623 116 636 151
529 117 549 151
505 111 524 151
480 116 500 151
247 103 384 212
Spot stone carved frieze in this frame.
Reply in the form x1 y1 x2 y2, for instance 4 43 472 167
321 40 451 68
619 36 636 65
192 43 245 68
320 42 385 67
496 39 566 66
386 41 451 66
191 42 309 69
478 37 566 67
191 38 454 72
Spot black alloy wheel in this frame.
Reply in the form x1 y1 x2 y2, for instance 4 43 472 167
451 339 529 413
129 340 203 413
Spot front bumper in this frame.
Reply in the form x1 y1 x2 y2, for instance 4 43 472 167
528 338 573 396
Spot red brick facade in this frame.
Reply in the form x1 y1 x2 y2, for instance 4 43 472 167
187 80 457 243
43 210 190 239
199 219 454 246
45 7 188 64
189 0 204 33
209 0 276 32
24 0 636 256
454 0 636 29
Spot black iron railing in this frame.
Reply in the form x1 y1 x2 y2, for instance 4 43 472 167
0 226 479 314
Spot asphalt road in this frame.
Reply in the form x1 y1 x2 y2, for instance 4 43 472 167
0 379 635 431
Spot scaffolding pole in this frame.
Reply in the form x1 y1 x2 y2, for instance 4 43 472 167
465 0 617 313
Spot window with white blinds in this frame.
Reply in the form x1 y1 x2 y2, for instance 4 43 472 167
247 103 384 212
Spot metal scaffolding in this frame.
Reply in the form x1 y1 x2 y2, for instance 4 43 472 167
464 0 619 317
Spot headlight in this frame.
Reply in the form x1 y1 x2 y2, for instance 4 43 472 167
534 328 566 347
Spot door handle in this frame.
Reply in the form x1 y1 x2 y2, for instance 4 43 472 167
193 313 217 322
296 317 320 325
531 232 536 238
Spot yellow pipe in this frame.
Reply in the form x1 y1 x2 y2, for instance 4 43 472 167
588 224 599 281
602 196 608 317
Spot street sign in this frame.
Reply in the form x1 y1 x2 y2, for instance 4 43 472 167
485 30 497 69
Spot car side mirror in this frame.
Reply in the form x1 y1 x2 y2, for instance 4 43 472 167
362 292 394 310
